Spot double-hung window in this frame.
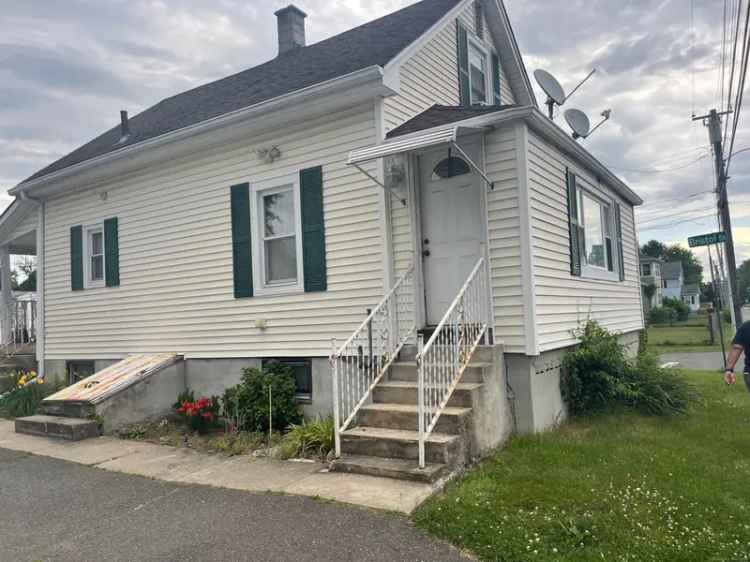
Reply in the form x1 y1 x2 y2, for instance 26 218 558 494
85 225 105 288
468 42 488 105
578 189 617 279
253 174 304 294
641 263 651 276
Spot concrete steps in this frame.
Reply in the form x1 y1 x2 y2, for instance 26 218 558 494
373 381 483 407
388 361 488 383
357 403 471 434
340 426 463 465
15 415 101 441
329 454 448 483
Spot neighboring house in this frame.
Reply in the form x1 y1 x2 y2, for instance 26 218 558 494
0 0 644 473
639 255 663 311
662 261 684 300
681 284 700 312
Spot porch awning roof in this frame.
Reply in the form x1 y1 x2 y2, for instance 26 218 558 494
348 126 465 165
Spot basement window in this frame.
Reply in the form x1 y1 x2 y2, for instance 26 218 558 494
263 357 312 401
67 360 95 386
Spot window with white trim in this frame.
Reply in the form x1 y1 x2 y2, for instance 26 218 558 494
641 263 652 276
578 189 618 280
84 224 105 288
468 42 488 105
252 174 304 294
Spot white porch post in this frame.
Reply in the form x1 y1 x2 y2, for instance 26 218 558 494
0 245 12 345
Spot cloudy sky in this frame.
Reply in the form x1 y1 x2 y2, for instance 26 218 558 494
1 0 747 275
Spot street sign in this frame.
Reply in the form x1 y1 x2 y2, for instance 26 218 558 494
688 231 728 248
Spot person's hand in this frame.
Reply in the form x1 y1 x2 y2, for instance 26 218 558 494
724 370 737 385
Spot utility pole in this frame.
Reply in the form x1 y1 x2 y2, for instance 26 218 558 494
694 109 743 326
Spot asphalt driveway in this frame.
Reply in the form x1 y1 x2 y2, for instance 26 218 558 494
0 449 470 562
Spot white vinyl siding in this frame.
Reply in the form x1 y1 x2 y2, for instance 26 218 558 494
484 125 526 352
525 128 644 352
383 2 515 134
42 104 383 360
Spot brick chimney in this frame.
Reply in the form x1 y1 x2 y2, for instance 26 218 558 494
275 5 307 55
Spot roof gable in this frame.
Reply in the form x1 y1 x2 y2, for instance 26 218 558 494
23 0 463 184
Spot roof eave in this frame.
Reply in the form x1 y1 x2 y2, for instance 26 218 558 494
12 65 392 197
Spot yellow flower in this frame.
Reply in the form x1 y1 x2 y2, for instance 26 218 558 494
36 378 44 384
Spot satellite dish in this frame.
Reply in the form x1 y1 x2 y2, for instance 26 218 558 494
534 69 566 106
534 68 597 119
564 109 591 139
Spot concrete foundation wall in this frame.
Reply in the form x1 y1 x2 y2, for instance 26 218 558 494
469 345 513 458
507 330 642 434
45 356 335 424
95 361 186 434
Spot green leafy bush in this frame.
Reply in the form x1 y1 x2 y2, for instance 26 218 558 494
0 378 60 419
663 297 690 322
722 309 732 324
221 361 301 434
649 306 677 325
278 416 334 459
562 321 698 417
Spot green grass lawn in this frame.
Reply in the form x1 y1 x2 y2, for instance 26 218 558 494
414 371 750 562
648 320 734 354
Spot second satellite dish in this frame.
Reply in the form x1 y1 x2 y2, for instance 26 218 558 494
564 109 591 139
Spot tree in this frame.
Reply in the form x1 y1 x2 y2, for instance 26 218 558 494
640 240 703 286
641 240 667 259
737 259 750 304
644 283 657 306
10 256 36 292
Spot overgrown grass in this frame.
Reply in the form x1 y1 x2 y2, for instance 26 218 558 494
414 370 750 562
278 416 334 460
648 321 733 354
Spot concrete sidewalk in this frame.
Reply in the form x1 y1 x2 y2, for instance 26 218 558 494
659 351 743 372
0 421 436 514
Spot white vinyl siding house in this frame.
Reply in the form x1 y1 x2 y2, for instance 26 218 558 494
43 104 382 360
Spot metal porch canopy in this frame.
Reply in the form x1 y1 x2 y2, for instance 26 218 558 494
347 125 494 206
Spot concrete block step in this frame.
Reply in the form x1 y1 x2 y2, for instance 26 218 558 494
357 403 471 434
373 381 483 407
399 344 495 363
330 454 448 483
340 426 464 465
388 362 489 383
15 415 101 441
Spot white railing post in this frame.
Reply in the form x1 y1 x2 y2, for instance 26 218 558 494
417 332 426 469
331 338 341 459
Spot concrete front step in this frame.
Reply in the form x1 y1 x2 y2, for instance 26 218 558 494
330 454 448 483
388 362 489 383
357 403 471 434
373 380 483 407
15 415 101 441
400 345 495 363
340 426 464 465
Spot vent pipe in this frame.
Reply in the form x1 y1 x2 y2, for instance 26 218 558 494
120 110 130 139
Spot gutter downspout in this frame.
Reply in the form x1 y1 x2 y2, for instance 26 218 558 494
19 191 44 381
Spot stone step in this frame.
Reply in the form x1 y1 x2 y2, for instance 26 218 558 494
357 403 471 434
340 426 464 465
15 415 101 441
388 361 489 383
330 454 448 483
373 381 483 407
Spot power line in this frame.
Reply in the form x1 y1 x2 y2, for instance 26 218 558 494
724 0 745 147
639 214 717 231
726 0 750 175
638 207 717 226
604 151 710 174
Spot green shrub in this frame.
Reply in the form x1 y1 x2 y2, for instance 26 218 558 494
0 379 60 419
663 297 690 322
562 321 698 417
278 416 334 459
722 309 732 324
649 306 677 325
221 361 301 434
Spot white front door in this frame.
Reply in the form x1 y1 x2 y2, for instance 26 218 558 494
419 148 483 325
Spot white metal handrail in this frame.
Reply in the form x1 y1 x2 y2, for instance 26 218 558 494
2 293 38 353
330 264 416 458
415 257 489 468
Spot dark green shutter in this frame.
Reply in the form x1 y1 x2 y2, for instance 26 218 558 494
615 203 625 281
566 169 582 277
300 166 327 292
104 217 120 287
230 183 253 298
70 225 84 291
492 53 502 104
456 21 470 106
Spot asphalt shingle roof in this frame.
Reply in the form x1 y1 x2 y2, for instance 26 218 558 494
385 104 516 138
26 0 462 183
